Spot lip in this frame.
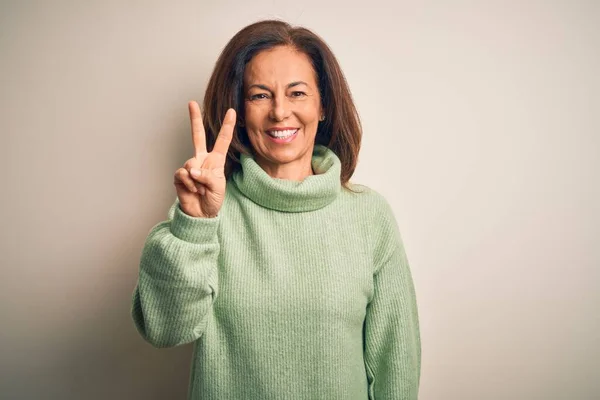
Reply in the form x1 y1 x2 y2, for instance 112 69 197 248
265 128 299 144
266 127 300 131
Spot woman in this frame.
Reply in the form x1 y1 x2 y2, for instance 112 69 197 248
131 19 421 400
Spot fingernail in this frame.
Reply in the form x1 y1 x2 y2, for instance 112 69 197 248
226 109 235 122
190 169 200 177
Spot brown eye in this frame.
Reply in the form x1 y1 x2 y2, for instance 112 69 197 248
291 91 307 97
250 93 269 100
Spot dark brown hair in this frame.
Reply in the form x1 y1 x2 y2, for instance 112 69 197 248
202 19 362 189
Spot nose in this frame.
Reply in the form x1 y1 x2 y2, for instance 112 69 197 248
268 94 292 122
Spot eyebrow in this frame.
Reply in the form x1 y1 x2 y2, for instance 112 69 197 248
247 81 309 91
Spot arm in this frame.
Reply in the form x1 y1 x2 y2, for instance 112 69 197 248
364 199 421 399
131 199 221 348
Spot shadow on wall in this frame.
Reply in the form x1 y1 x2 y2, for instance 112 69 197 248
67 266 194 399
60 113 200 399
7 242 194 400
2 104 201 400
62 110 200 399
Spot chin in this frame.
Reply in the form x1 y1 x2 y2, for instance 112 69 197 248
263 146 306 164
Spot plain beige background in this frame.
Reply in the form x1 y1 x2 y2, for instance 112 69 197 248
1 0 598 399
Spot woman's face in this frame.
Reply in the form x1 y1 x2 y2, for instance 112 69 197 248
243 45 323 177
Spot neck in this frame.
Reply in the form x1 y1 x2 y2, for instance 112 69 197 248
254 151 315 181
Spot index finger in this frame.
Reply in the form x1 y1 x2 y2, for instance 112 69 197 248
188 100 206 158
212 108 236 156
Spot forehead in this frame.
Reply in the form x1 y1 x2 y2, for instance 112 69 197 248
244 46 317 86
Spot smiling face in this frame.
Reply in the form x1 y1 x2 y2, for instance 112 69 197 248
243 45 323 180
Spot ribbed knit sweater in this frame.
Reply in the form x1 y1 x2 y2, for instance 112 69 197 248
131 145 421 399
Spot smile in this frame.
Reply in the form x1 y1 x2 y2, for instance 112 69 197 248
265 129 299 143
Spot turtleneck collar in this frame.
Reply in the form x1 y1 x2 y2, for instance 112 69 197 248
231 144 342 212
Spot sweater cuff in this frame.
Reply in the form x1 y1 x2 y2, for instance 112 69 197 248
170 204 220 244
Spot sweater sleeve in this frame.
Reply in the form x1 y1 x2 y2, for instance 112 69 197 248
364 196 421 399
131 199 221 348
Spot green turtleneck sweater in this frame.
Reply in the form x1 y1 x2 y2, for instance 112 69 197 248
131 145 421 399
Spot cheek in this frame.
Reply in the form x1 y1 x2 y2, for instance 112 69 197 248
244 104 268 130
297 102 321 125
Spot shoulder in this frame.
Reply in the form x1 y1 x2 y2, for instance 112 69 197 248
343 183 405 268
342 182 398 225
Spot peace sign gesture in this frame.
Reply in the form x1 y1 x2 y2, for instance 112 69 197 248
174 101 236 218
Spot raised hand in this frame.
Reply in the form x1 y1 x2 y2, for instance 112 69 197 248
173 101 236 218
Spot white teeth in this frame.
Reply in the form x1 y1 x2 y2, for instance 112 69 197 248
267 129 298 138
